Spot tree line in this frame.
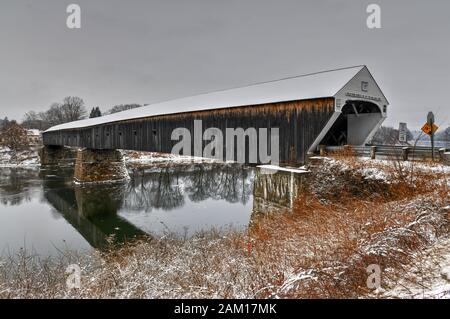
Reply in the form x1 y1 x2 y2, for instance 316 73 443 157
21 97 142 131
371 125 450 145
0 97 143 152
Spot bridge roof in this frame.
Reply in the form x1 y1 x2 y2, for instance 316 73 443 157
46 65 366 132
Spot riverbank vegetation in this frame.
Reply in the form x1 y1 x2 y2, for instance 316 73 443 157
0 154 448 298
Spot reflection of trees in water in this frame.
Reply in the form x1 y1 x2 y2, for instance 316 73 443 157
187 165 214 202
125 167 184 212
187 164 252 204
0 164 254 211
1 164 255 248
123 163 254 212
0 168 39 205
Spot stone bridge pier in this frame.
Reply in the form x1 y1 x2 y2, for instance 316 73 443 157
74 148 130 184
39 146 130 184
39 145 77 166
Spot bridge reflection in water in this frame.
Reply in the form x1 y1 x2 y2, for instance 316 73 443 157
40 163 307 250
42 174 147 248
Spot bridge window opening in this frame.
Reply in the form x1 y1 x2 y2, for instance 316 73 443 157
106 133 110 137
320 100 382 147
133 130 137 136
152 129 157 137
119 132 122 136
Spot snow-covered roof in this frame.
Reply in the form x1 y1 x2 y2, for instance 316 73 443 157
46 65 365 132
27 129 41 136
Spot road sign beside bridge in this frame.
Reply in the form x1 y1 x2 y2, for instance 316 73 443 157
421 122 439 136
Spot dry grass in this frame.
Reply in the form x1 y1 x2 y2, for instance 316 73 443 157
0 155 448 299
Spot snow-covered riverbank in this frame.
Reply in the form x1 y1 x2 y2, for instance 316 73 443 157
0 147 218 168
0 147 40 167
0 155 448 299
382 235 450 299
121 150 219 166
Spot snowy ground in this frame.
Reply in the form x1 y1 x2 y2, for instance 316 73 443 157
311 156 450 184
0 147 218 168
382 235 450 299
121 150 219 166
308 156 450 299
0 147 40 167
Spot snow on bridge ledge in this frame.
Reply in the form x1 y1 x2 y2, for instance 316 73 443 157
257 165 310 174
45 65 369 132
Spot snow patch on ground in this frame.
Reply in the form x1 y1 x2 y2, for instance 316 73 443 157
311 156 389 182
316 156 450 184
0 147 221 169
121 150 221 165
0 147 40 167
359 166 391 182
383 238 450 299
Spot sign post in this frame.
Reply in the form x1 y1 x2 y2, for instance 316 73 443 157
421 112 439 161
428 112 435 161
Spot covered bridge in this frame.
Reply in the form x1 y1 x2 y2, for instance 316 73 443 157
43 65 388 168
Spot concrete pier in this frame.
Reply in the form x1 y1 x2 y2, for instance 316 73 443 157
444 152 450 166
74 148 130 184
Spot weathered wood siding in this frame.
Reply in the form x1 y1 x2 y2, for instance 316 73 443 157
43 98 335 164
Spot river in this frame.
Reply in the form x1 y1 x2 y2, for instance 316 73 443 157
0 163 303 257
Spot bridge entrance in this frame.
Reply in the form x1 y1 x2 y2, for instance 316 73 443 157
320 100 382 146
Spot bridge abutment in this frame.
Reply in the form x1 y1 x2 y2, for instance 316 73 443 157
443 152 450 166
39 145 77 166
74 148 130 184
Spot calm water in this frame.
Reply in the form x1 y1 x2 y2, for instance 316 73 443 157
0 163 303 257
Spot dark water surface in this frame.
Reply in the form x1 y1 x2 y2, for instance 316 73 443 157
0 163 304 257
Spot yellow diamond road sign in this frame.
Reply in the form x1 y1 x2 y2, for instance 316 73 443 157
421 123 439 136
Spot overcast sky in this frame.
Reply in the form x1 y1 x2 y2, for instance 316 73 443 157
0 0 449 129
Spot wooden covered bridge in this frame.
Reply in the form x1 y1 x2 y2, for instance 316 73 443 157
41 65 389 183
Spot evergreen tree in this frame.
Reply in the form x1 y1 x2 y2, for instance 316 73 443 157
89 107 102 118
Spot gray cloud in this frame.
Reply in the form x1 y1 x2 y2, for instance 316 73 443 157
0 0 449 129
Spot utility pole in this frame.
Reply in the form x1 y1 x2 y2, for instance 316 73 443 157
427 112 435 161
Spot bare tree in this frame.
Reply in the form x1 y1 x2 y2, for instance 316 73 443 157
44 103 65 126
22 111 39 124
25 97 88 129
22 111 49 130
108 104 142 114
61 96 87 122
